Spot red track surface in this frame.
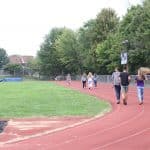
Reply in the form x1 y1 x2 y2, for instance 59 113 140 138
0 81 150 150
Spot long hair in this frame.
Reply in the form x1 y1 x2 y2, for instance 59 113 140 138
88 72 93 78
137 67 150 80
138 67 150 75
137 69 145 80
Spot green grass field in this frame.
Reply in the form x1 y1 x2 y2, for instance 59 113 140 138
0 81 111 118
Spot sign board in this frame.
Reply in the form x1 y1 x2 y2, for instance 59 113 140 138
121 52 127 65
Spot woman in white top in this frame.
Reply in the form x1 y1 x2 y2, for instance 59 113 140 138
87 72 93 89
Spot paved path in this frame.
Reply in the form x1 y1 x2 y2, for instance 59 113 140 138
0 81 150 150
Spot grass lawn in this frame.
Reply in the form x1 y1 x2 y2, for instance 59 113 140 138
0 81 111 118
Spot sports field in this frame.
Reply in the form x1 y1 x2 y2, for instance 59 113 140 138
0 81 110 118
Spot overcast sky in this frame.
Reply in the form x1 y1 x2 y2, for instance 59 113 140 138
0 0 142 56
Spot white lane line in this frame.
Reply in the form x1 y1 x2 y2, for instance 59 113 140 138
50 105 144 149
0 108 110 146
8 120 61 130
93 127 150 150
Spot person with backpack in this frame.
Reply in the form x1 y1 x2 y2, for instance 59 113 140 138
112 68 121 104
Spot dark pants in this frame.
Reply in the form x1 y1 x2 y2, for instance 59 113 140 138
114 85 121 101
94 80 97 87
82 81 86 88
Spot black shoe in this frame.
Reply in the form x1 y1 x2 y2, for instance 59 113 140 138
139 102 143 105
123 99 127 105
124 102 127 105
117 101 120 104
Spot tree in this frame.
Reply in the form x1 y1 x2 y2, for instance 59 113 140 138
55 28 82 74
96 33 122 74
37 0 149 75
38 28 64 76
27 57 40 76
95 8 119 42
119 1 150 73
78 19 98 72
4 64 22 76
95 8 119 73
0 48 9 68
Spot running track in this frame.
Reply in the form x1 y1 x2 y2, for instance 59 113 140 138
1 81 150 150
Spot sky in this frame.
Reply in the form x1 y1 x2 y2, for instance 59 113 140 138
0 0 143 57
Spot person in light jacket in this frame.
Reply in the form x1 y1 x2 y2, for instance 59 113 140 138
112 68 121 104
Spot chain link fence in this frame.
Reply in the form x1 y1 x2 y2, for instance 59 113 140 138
0 69 150 87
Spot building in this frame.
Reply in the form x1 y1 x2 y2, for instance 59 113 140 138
9 55 34 66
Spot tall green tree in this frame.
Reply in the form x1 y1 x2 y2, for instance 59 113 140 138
38 28 64 76
55 28 82 74
95 8 119 73
96 33 122 74
95 8 119 42
78 19 98 72
77 8 119 73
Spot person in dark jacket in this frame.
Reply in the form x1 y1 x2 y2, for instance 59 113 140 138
93 73 98 87
81 73 87 88
119 67 131 105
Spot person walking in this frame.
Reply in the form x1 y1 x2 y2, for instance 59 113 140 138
93 73 98 88
119 67 131 105
87 72 93 90
112 68 121 104
81 73 87 88
66 73 71 85
135 69 146 105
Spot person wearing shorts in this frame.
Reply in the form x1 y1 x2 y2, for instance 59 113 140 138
119 68 131 105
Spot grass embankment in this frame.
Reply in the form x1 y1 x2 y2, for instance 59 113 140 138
0 81 110 118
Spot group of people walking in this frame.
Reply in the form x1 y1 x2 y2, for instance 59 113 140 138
66 72 98 89
81 72 97 89
112 67 148 105
66 66 149 105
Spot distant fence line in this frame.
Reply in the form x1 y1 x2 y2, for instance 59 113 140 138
0 70 150 87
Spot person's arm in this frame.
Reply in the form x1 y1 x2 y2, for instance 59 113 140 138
145 75 148 80
128 75 131 83
119 73 121 84
111 72 114 80
111 72 114 84
135 76 138 86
